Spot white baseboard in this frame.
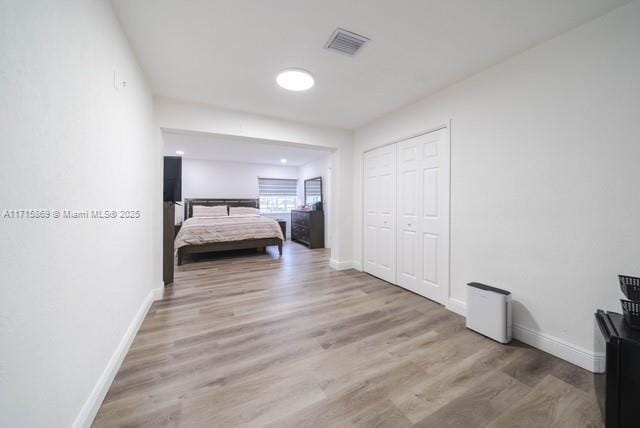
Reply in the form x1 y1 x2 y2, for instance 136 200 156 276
352 260 363 272
73 286 163 428
153 285 165 300
512 323 602 373
441 296 601 373
445 297 467 317
329 259 354 270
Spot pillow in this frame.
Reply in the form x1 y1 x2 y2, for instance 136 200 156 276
192 205 227 218
229 206 260 217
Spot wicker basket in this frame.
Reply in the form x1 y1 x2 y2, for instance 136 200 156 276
619 275 640 301
621 299 640 330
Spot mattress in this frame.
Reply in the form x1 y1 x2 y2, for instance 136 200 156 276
175 215 284 249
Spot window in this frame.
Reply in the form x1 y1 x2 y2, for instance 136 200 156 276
258 178 298 214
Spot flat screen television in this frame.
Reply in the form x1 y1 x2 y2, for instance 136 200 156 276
163 156 182 202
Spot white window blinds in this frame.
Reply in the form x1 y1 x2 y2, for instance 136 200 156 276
258 178 298 196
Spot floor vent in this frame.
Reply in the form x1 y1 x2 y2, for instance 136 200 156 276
325 28 370 56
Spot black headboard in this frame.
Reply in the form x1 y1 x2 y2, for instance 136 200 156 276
184 198 259 220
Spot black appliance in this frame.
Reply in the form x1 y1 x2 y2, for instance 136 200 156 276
594 310 640 427
163 156 182 202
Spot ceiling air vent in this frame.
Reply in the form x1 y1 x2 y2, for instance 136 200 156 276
325 28 370 56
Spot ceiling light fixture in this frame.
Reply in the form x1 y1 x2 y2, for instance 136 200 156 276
175 150 184 155
276 69 314 91
280 158 288 164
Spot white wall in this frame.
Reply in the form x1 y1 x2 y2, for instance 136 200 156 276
156 98 354 266
178 158 298 235
298 154 333 248
0 1 161 426
353 1 640 370
182 158 299 202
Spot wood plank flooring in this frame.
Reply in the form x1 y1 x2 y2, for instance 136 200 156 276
94 242 601 427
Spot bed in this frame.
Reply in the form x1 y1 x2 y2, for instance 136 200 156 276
175 198 284 265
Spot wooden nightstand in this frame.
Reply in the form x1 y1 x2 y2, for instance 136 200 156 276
277 220 286 240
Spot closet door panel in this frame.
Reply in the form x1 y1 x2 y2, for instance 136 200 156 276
376 145 396 282
422 167 438 217
418 128 449 304
422 233 438 284
400 230 417 282
396 138 420 290
401 171 416 218
363 145 396 283
363 152 378 275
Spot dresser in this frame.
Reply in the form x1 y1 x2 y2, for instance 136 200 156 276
291 210 324 249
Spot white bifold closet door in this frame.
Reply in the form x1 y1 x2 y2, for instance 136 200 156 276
363 144 396 283
396 128 450 304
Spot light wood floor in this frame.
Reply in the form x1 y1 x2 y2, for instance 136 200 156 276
94 242 602 427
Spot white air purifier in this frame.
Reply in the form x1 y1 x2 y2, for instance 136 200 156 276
466 282 512 344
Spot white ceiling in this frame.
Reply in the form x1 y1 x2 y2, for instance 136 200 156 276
113 0 629 129
162 130 333 166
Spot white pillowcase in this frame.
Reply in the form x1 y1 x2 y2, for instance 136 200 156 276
192 205 228 218
229 206 260 217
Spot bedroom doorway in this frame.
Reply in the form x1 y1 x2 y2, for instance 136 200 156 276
161 129 336 266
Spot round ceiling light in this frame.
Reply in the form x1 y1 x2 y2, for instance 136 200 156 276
175 150 184 155
276 68 314 91
280 158 288 164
